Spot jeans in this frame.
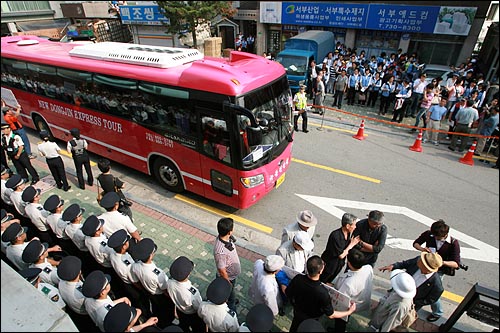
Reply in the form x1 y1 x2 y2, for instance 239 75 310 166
430 272 445 316
14 127 32 155
414 107 429 128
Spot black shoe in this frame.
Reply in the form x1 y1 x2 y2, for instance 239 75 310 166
57 184 63 189
87 182 93 186
294 127 299 131
427 314 441 322
31 179 39 185
79 185 85 190
492 165 499 169
303 129 309 133
410 128 416 132
448 146 455 152
63 186 71 192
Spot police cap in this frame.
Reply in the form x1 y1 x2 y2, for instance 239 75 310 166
5 174 25 189
62 203 85 222
19 267 42 285
297 318 326 332
22 239 48 263
103 302 137 332
107 229 130 249
22 186 41 203
206 277 232 305
1 223 27 242
82 270 111 298
43 194 64 212
1 209 14 224
81 215 105 236
70 128 80 138
57 256 82 281
39 130 49 140
132 238 156 262
1 164 9 175
246 304 274 332
169 256 194 281
99 192 120 209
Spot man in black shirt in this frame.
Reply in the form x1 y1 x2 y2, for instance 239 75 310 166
285 255 356 332
352 210 388 267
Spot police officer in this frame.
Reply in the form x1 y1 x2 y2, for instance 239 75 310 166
21 238 61 286
103 302 159 332
37 130 71 191
43 194 68 247
2 222 30 270
57 256 98 332
130 238 175 328
5 174 28 220
1 119 39 185
239 303 274 332
67 128 93 190
60 203 88 257
22 185 54 246
98 192 140 242
197 277 240 332
18 267 66 310
82 270 131 332
167 256 205 332
1 209 21 257
107 229 149 316
1 165 15 214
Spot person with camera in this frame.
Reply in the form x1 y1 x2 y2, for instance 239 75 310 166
97 158 133 220
412 219 461 322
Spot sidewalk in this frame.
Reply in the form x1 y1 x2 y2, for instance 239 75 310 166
25 158 441 332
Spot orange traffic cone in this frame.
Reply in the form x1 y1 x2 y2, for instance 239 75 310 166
353 119 365 140
459 141 477 166
409 129 423 152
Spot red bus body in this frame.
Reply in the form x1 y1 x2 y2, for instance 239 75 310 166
1 36 294 209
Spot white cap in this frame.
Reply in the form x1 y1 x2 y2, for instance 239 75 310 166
293 231 314 251
390 269 416 299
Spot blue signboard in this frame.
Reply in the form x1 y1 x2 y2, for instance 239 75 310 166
118 5 170 25
281 3 476 36
365 4 440 33
282 2 369 29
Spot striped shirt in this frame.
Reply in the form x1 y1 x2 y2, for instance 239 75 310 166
213 237 241 281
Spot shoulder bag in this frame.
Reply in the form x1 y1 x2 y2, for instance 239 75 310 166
400 303 418 328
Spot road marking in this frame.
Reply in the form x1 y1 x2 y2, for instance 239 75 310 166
309 122 368 136
297 194 498 303
292 158 381 184
174 194 273 234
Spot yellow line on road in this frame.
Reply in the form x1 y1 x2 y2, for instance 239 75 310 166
442 290 464 303
174 194 273 234
292 158 381 183
308 122 368 136
59 149 97 166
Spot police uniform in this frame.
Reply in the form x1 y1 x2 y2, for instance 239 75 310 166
57 256 88 315
1 209 15 255
67 129 93 190
43 194 66 240
22 239 60 286
3 223 29 270
82 270 115 332
6 174 27 218
198 277 239 332
23 186 54 245
1 174 15 207
1 123 40 184
64 223 88 252
18 267 66 310
103 302 140 332
167 256 205 332
130 238 175 328
37 131 70 191
84 231 112 268
98 193 137 238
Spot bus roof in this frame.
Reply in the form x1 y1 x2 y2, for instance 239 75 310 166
1 36 285 97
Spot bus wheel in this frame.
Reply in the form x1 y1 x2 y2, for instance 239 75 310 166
152 158 184 193
33 116 52 138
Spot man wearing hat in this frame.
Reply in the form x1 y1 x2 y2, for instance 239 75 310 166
23 185 54 246
239 304 274 332
352 210 388 267
43 194 67 243
22 238 62 286
63 203 90 255
1 209 20 255
82 270 131 332
103 302 159 332
107 229 149 317
82 215 113 270
198 277 240 332
1 119 39 185
6 173 28 219
249 254 285 316
59 203 88 256
282 210 317 245
18 267 66 310
2 222 31 270
379 251 444 314
2 104 35 158
98 191 141 242
66 128 93 190
130 238 175 328
1 164 15 211
293 84 309 133
369 269 417 332
277 230 314 274
286 255 356 332
166 255 205 332
37 130 71 191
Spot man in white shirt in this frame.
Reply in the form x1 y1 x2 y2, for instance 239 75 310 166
249 254 285 316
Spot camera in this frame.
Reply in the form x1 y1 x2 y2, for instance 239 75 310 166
459 263 468 271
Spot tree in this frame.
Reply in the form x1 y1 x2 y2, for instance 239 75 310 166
156 1 235 49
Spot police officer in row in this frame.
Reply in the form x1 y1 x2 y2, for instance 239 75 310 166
1 119 39 185
22 185 54 246
67 128 93 190
103 302 160 332
21 238 61 286
37 130 71 191
18 267 66 310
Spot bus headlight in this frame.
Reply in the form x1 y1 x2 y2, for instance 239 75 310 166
240 174 265 188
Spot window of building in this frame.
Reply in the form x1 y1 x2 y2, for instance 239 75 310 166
1 1 51 12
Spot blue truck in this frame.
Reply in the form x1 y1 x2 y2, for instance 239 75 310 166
275 30 334 93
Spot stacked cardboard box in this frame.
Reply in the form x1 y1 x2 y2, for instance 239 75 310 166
204 37 222 57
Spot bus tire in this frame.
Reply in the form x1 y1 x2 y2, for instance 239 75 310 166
152 158 184 193
32 115 53 139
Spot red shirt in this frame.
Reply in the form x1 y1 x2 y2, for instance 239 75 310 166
4 113 23 131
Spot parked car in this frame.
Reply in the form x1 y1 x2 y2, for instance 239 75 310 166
421 64 453 87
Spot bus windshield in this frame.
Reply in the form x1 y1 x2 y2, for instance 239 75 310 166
238 76 293 167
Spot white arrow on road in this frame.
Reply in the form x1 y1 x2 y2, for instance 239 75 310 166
297 194 499 264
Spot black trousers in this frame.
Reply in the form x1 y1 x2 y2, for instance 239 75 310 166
367 91 379 107
333 90 344 108
293 111 308 131
46 156 69 190
178 309 206 333
11 151 39 182
73 154 93 189
149 293 175 328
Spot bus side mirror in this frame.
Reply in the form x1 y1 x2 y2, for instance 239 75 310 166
246 126 262 146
